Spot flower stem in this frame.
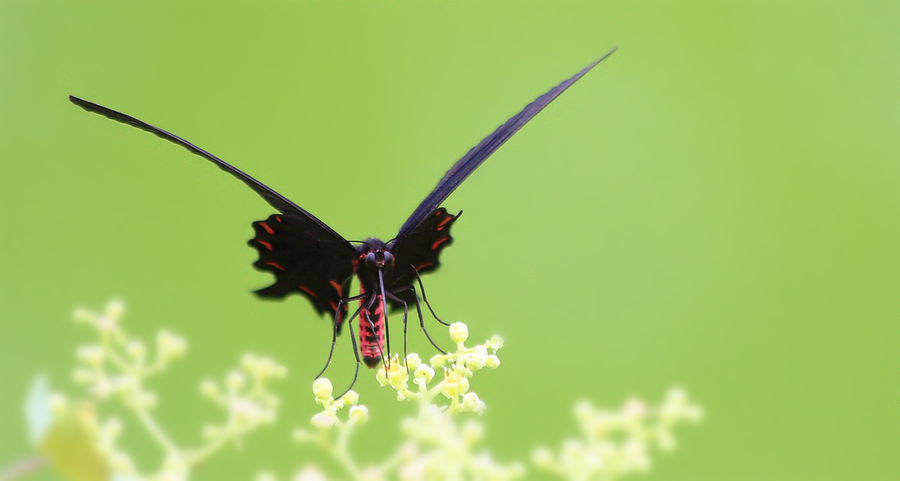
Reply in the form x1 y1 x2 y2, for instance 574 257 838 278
0 457 48 481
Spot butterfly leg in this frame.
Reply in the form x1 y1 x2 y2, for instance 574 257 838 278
316 294 366 379
338 314 363 399
411 266 452 326
391 286 447 355
385 292 411 367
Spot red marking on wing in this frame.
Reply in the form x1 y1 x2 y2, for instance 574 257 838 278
329 280 343 296
430 237 450 250
274 216 282 223
436 216 454 231
415 262 433 271
265 261 285 271
257 240 273 251
330 301 339 312
260 222 274 235
298 285 317 297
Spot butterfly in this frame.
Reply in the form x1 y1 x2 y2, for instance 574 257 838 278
70 48 616 383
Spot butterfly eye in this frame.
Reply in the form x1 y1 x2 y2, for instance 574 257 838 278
383 251 394 266
365 252 377 267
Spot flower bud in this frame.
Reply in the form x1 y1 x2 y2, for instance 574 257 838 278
485 355 500 369
73 308 93 325
405 353 422 371
310 412 335 429
341 390 360 405
386 365 406 388
441 372 469 399
375 367 389 387
449 322 469 344
199 379 219 399
158 330 187 359
462 392 480 412
292 465 329 481
464 353 486 371
105 299 125 320
76 345 105 367
414 364 435 383
532 447 555 468
429 354 447 369
226 371 247 391
292 428 312 443
312 378 333 401
349 405 369 423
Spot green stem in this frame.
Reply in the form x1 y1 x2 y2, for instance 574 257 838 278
0 457 48 481
126 385 181 456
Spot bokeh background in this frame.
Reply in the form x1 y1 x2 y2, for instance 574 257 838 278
2 1 898 480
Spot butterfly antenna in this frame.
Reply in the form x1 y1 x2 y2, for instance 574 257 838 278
348 239 376 249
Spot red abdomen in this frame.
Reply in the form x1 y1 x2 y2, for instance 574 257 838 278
359 291 385 368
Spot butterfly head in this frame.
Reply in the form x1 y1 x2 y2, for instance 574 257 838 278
364 250 394 270
355 237 395 273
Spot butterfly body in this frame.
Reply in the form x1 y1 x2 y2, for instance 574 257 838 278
69 47 616 374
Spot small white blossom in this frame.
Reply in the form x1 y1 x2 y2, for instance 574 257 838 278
311 412 335 429
349 405 369 424
449 322 469 344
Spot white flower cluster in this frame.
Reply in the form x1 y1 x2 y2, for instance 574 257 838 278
375 322 502 414
27 301 287 481
287 322 521 481
11 302 703 481
532 388 704 480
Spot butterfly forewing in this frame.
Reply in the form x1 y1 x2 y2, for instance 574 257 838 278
396 47 617 238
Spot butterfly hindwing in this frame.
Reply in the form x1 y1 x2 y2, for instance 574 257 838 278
250 213 356 331
386 208 460 308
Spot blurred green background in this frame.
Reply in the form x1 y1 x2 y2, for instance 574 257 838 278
2 1 898 479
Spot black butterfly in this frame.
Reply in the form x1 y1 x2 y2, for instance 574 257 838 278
70 48 616 382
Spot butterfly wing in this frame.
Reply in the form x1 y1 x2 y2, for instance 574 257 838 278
396 48 617 238
387 208 460 304
69 96 349 241
250 214 356 330
70 96 358 326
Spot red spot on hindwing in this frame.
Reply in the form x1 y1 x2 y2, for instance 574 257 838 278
415 262 433 271
260 222 274 235
430 237 450 250
298 285 316 297
257 240 273 251
264 261 285 271
274 216 282 223
329 280 343 296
